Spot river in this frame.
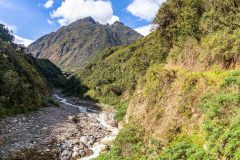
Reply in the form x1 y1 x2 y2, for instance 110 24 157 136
54 94 119 160
0 93 119 160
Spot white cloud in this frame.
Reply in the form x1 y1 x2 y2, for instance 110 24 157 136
135 25 151 36
0 20 17 32
44 0 54 9
127 0 165 20
0 20 33 46
135 24 158 36
50 0 119 26
107 15 120 25
14 35 33 47
47 19 54 25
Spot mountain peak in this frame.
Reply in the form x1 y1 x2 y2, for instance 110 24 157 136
112 21 124 26
28 18 143 69
77 16 96 25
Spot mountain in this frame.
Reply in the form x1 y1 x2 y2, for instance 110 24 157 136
68 0 240 159
0 24 65 118
28 17 143 70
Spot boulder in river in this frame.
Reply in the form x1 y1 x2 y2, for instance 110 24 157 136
60 150 72 160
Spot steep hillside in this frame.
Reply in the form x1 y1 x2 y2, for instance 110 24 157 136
76 31 167 105
26 57 66 88
28 17 142 70
0 24 65 118
72 0 240 159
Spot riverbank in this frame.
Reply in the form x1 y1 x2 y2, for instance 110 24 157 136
0 93 119 160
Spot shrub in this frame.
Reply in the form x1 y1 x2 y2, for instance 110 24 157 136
97 125 145 160
159 137 211 160
47 97 59 107
114 101 129 122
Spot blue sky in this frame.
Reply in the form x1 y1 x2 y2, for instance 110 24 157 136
0 0 164 45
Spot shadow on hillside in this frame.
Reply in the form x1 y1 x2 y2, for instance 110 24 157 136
62 76 98 103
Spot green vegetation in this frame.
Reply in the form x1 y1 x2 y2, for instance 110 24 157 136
0 39 49 117
62 76 90 98
97 125 146 160
28 17 142 70
114 101 129 122
98 68 240 159
134 69 240 159
46 97 59 107
67 0 240 159
75 0 240 117
159 136 211 160
75 31 167 117
0 0 238 158
0 24 65 118
199 71 240 159
29 57 66 88
0 24 14 42
77 32 166 99
138 66 240 159
155 0 240 69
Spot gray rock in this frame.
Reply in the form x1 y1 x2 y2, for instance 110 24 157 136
85 149 93 157
79 150 86 157
28 17 143 70
61 150 72 160
71 151 79 159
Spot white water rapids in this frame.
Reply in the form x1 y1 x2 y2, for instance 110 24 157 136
54 94 119 160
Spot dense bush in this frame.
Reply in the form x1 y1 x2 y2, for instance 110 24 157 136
153 0 240 69
0 25 51 118
97 125 146 160
27 57 66 88
198 71 240 159
74 31 167 118
62 76 94 100
114 101 129 122
159 136 211 160
0 24 14 42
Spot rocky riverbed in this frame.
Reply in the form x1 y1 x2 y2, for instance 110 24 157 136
0 93 119 160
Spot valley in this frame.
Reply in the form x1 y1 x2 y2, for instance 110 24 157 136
1 0 240 159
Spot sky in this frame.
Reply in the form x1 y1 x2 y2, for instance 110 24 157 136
0 0 165 46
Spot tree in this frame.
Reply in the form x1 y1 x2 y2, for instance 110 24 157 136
0 24 14 42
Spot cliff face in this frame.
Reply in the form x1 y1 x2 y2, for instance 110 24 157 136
28 17 143 70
